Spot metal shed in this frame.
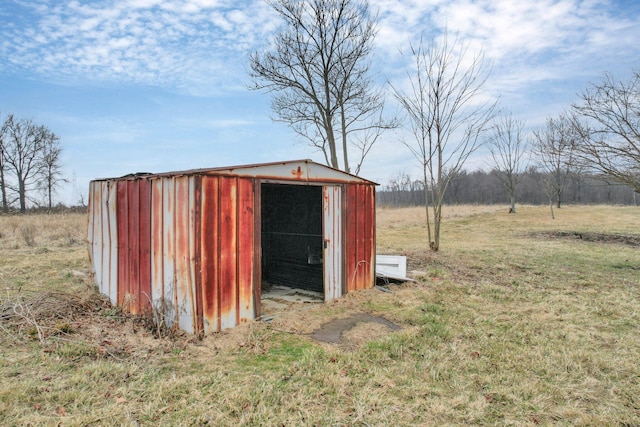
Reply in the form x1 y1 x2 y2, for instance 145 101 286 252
87 159 377 334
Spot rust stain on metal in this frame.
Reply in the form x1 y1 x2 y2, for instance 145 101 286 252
219 176 238 330
193 176 204 334
137 179 152 314
201 175 220 332
345 184 375 292
237 178 255 323
151 179 164 313
87 160 376 335
291 165 304 179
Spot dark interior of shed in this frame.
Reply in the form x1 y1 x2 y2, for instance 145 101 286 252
260 183 324 295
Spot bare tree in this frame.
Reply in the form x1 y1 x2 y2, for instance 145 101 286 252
391 33 497 251
38 130 65 209
532 114 577 210
572 71 640 192
249 0 396 173
2 115 48 212
0 114 10 213
487 112 528 213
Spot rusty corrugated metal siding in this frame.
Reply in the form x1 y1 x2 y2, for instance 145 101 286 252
116 179 152 315
345 184 376 292
87 181 118 304
199 176 256 332
90 174 258 334
87 160 377 335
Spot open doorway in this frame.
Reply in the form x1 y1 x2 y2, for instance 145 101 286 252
260 183 324 315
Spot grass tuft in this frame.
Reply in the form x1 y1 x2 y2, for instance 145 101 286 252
0 206 639 425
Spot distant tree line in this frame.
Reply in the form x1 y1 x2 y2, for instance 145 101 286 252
0 113 65 213
377 169 638 207
381 68 640 216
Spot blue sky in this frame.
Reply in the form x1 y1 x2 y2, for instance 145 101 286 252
1 0 639 205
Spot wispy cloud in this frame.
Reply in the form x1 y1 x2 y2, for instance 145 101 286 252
372 0 639 59
0 0 277 94
2 0 639 126
372 0 640 102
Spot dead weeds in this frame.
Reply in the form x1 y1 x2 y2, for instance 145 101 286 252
0 286 114 340
0 284 408 365
0 286 193 360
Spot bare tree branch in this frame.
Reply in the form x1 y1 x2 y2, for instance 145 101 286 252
572 71 640 192
249 0 395 173
391 31 497 251
1 115 63 212
532 114 577 209
487 112 528 213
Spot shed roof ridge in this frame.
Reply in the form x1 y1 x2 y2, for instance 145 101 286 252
91 159 378 185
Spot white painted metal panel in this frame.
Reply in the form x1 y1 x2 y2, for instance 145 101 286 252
87 183 100 287
151 179 164 315
87 181 118 305
376 255 409 281
323 186 343 301
175 176 196 334
160 160 373 184
106 182 118 304
162 177 177 329
86 182 95 270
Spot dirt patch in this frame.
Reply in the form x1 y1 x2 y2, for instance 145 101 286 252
1 286 408 359
310 313 401 344
532 231 640 247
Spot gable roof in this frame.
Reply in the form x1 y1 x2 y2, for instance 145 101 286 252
93 159 378 185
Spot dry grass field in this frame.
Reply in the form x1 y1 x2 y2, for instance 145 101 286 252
1 205 639 426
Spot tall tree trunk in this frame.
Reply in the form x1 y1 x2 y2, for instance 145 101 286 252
423 163 432 251
325 119 339 170
48 175 53 209
509 194 516 213
0 169 7 213
18 177 26 213
340 105 350 173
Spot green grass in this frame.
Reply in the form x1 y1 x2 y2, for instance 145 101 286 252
1 206 639 425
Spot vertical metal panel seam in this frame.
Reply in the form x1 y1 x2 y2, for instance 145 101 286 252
193 175 203 334
95 183 101 286
116 181 127 307
371 185 376 287
358 184 365 290
138 180 143 310
341 184 348 296
104 182 111 300
216 176 222 332
235 176 240 326
94 183 102 293
253 180 262 318
132 180 141 313
187 176 197 333
140 179 152 313
86 182 94 271
152 178 165 312
172 178 178 326
159 179 164 307
108 182 118 304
